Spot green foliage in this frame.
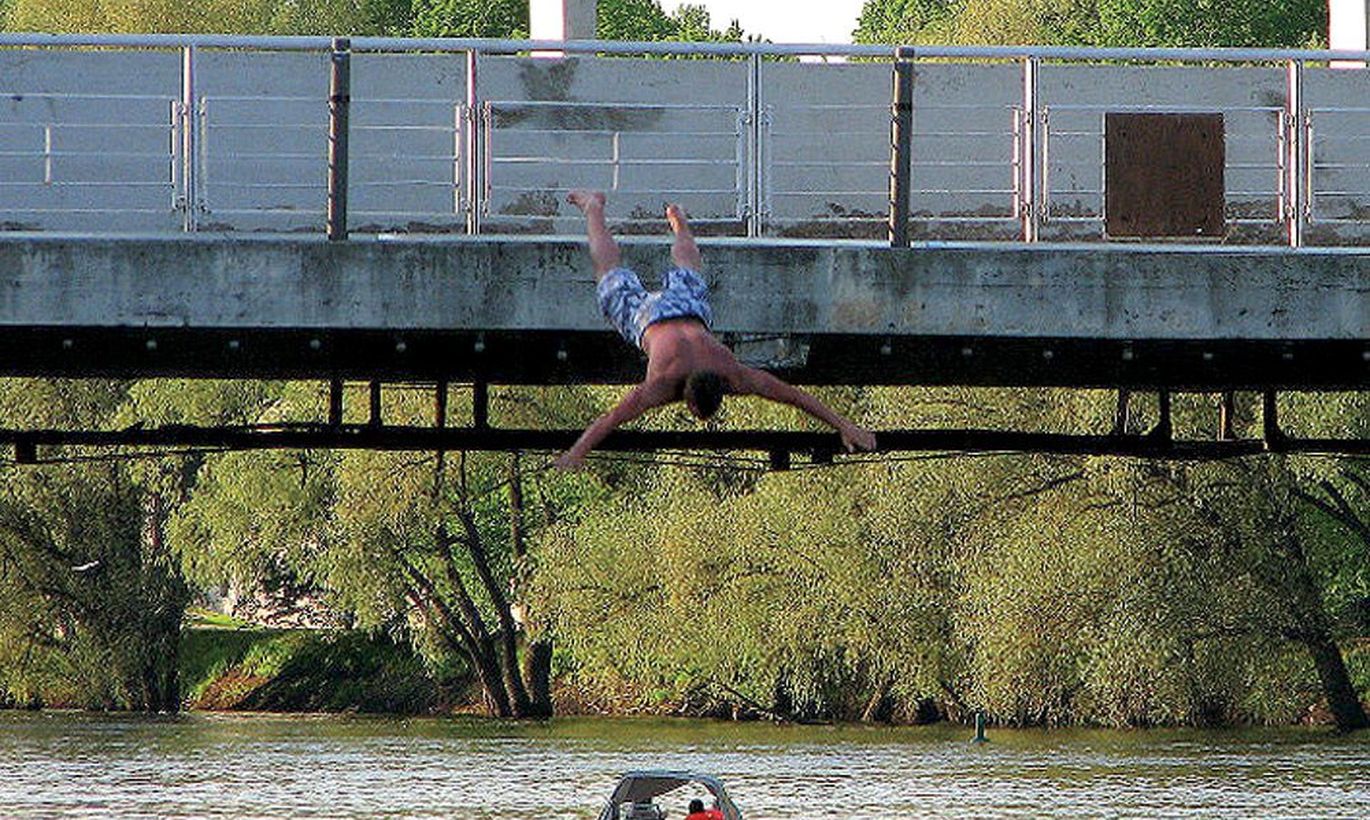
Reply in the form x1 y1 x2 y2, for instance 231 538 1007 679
596 0 745 43
0 380 189 711
854 0 1325 47
1096 0 1325 48
5 0 413 35
411 0 527 38
854 0 958 44
535 387 1367 727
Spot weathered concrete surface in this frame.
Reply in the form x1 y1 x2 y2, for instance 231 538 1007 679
0 234 1364 388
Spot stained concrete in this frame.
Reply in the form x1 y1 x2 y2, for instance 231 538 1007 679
0 234 1363 388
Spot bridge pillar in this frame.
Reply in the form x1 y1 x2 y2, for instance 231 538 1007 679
530 0 598 42
1330 1 1369 66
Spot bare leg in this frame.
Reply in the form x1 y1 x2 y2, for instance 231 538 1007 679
666 203 703 270
567 190 620 279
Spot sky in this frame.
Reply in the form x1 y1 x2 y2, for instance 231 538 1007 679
662 0 868 45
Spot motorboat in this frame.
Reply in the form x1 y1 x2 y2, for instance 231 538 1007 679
597 770 742 820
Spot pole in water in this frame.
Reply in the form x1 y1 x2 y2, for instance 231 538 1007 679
972 711 988 743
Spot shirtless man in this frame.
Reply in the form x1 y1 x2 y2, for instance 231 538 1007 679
554 190 876 469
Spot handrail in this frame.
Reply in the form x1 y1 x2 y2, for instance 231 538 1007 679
1 32 1369 63
1 33 1367 244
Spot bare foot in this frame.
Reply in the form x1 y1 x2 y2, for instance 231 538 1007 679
567 190 606 215
665 203 689 234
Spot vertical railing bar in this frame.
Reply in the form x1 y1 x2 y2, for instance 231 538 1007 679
168 99 181 212
197 98 209 219
327 36 352 241
1022 55 1039 242
1303 108 1315 226
610 130 621 192
747 52 762 237
1011 106 1022 222
483 100 496 216
1097 109 1106 235
465 48 482 235
734 108 747 228
1285 58 1304 248
453 102 464 218
181 44 198 232
1275 100 1288 223
43 124 53 185
888 46 914 248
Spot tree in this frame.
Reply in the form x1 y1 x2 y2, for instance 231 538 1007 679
410 0 528 38
1096 0 1325 48
0 380 189 711
596 0 677 41
163 381 605 717
854 0 1325 48
854 0 959 44
4 0 412 35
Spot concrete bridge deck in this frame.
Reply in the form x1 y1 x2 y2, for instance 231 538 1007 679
0 234 1364 391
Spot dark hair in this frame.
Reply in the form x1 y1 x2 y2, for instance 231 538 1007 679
683 370 724 420
689 799 705 813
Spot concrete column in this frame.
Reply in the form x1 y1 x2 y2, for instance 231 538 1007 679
1330 0 1369 49
530 0 598 41
1329 0 1368 67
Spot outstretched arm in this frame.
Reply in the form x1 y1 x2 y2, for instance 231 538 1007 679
733 367 877 452
554 381 676 469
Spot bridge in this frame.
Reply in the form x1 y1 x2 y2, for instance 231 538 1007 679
0 35 1367 462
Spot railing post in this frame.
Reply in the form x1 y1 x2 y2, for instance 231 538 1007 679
180 45 199 232
1021 55 1040 242
327 37 351 241
889 46 915 248
746 52 763 237
465 48 482 235
1285 59 1305 248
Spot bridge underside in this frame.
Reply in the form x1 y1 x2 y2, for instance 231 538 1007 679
0 326 1366 391
0 235 1364 460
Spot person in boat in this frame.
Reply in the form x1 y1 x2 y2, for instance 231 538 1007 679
555 191 877 469
685 797 724 820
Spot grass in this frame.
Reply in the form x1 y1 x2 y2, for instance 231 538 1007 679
180 628 458 713
185 607 250 630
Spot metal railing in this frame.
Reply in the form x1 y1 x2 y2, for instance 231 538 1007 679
0 33 1367 246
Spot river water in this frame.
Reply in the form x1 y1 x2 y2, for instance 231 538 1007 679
0 712 1366 818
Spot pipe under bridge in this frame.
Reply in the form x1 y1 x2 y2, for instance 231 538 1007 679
0 233 1365 461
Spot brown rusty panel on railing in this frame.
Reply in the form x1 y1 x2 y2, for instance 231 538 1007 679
1105 112 1225 238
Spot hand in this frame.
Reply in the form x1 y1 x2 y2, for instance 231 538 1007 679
840 424 877 453
553 450 587 471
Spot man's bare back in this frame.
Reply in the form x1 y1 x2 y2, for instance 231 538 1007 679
554 191 876 469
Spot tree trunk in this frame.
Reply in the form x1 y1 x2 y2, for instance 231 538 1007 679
400 543 513 718
1302 634 1369 732
1276 521 1369 733
139 490 188 713
523 638 554 718
458 508 533 717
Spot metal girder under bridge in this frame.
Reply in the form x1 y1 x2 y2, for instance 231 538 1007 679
2 423 1365 468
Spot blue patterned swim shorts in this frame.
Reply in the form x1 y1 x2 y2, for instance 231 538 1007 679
596 266 713 349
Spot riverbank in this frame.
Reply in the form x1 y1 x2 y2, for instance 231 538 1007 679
178 626 1370 728
181 626 462 713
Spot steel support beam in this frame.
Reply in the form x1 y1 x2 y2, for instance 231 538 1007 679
0 424 1365 460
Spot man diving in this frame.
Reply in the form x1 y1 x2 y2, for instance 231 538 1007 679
554 190 877 469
